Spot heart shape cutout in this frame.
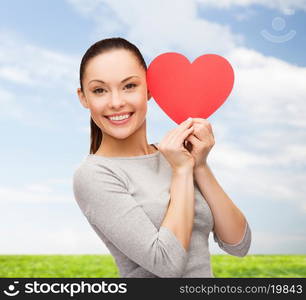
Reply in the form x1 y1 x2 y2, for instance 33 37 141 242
146 52 234 124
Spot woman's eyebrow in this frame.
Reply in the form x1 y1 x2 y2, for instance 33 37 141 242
88 75 140 85
121 75 140 83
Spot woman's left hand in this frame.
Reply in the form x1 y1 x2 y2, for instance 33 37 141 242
184 118 215 169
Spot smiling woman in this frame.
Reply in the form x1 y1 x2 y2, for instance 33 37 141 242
73 37 251 278
77 38 152 157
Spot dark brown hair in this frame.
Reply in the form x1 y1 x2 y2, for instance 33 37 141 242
79 37 147 154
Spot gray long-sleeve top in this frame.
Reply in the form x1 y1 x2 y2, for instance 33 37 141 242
72 142 252 278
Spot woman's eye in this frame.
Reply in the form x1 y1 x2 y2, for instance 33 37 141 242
124 83 136 90
93 88 105 94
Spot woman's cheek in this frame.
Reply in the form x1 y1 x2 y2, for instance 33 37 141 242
128 94 144 107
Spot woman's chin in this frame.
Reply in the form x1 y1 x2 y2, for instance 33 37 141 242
107 131 133 140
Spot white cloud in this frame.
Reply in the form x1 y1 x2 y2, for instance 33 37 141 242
196 0 306 13
67 0 244 58
251 231 306 254
0 87 25 120
1 222 110 254
227 47 306 128
0 30 83 128
66 0 102 16
209 230 306 255
0 180 72 204
0 30 79 91
0 66 33 85
233 8 257 21
210 148 306 214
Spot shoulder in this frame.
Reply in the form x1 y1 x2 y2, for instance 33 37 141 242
73 155 129 190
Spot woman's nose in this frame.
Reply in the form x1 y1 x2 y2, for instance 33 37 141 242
109 91 126 107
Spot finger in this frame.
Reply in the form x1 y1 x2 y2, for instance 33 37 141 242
191 117 209 123
192 125 210 140
158 130 172 149
179 117 193 129
176 117 194 137
192 118 211 128
169 117 193 144
185 134 200 152
192 119 214 136
186 133 201 144
173 125 194 146
161 119 185 146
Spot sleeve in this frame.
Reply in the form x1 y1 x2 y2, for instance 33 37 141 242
213 220 252 257
73 163 188 277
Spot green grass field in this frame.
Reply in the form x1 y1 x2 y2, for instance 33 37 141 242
1 255 305 278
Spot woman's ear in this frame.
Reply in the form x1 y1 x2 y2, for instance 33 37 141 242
77 88 89 109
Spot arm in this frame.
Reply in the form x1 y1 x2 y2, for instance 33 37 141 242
161 166 195 252
73 163 192 277
194 163 251 257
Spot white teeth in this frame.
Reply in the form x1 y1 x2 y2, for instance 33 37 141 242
108 113 132 121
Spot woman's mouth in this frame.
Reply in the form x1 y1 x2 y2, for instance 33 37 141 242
104 112 134 126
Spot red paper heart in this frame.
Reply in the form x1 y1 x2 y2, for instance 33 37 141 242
146 52 234 124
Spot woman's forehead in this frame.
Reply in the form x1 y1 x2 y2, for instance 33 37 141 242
85 50 144 82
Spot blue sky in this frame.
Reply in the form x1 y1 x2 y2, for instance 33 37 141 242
1 0 305 256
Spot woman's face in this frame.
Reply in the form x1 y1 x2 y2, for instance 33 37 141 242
78 49 150 140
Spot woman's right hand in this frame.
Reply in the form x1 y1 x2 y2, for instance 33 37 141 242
156 117 195 172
